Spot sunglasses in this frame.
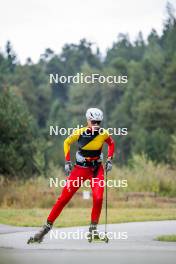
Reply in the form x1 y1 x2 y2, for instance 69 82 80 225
91 120 101 125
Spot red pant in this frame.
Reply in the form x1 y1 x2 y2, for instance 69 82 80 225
47 164 104 224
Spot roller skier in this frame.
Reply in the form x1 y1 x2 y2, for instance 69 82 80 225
27 108 115 244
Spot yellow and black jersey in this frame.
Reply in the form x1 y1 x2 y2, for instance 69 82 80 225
64 126 115 161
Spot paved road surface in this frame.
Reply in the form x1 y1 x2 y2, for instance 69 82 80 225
0 221 176 264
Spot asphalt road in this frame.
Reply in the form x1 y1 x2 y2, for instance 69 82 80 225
0 221 176 264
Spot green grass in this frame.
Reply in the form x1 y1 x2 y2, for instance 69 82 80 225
156 235 176 242
0 208 176 227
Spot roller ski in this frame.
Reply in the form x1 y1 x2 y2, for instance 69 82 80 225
87 223 109 243
27 222 52 244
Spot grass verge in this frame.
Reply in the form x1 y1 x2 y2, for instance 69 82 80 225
0 208 176 227
156 235 176 242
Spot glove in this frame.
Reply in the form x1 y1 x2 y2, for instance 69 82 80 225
76 151 86 163
65 161 72 176
105 159 112 172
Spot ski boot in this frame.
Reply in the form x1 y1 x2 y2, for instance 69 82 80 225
87 222 101 243
27 221 52 244
88 222 109 243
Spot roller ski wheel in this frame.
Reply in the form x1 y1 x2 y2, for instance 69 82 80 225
88 233 93 243
87 233 101 243
87 231 101 243
104 235 109 243
87 224 109 243
88 230 101 243
87 233 109 243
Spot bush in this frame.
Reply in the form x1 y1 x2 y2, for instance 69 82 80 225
111 154 176 197
0 89 43 178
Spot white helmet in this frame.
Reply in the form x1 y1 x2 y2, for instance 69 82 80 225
86 108 103 121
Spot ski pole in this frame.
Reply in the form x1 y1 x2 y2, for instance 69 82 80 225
105 168 108 236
